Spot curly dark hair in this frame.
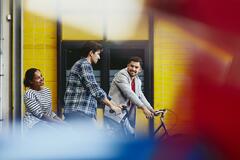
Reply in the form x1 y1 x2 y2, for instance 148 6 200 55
23 68 40 88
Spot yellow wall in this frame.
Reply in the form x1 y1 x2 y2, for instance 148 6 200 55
62 13 104 40
23 3 58 112
153 15 233 135
153 17 192 135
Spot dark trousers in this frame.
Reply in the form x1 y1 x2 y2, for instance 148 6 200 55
64 111 96 129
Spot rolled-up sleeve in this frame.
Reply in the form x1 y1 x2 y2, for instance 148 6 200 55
81 63 106 102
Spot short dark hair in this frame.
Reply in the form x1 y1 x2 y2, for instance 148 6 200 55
128 56 143 67
81 41 103 58
24 68 40 88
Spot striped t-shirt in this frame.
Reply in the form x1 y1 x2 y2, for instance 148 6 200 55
23 87 57 129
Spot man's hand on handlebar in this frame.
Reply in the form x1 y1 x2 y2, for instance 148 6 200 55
148 107 163 117
110 104 122 115
141 107 167 119
109 104 127 114
141 107 154 119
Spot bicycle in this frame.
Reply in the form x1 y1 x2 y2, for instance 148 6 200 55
109 106 170 139
153 109 169 139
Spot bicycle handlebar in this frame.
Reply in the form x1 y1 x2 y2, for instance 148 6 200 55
154 109 167 117
109 106 167 117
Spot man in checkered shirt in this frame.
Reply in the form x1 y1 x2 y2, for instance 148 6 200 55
64 41 122 126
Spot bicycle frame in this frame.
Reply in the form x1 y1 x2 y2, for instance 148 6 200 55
154 110 169 139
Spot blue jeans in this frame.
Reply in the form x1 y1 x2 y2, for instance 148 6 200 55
104 105 137 139
128 105 136 128
104 116 135 139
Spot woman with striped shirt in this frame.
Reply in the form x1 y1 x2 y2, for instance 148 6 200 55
23 68 63 130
